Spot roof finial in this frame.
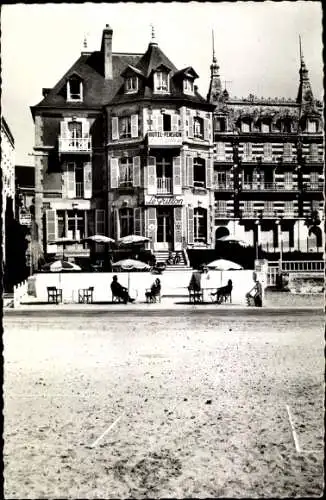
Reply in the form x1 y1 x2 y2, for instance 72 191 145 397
83 34 88 50
212 29 216 63
151 24 156 43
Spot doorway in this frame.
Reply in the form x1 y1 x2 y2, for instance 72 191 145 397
156 208 173 250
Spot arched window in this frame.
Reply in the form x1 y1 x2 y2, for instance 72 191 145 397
120 208 134 237
194 207 207 244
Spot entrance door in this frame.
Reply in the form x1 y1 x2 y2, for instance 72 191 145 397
156 208 173 250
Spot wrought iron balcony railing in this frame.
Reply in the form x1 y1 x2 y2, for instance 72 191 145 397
157 177 172 194
58 136 92 154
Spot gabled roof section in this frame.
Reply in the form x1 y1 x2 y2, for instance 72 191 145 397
31 51 142 115
120 64 145 78
174 67 199 80
135 42 177 78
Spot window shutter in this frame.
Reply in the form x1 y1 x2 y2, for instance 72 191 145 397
187 206 194 244
133 156 141 187
206 208 212 245
188 115 194 138
263 143 272 160
60 120 69 137
204 119 210 141
187 156 194 187
174 207 183 247
67 162 76 199
83 162 92 199
309 143 318 160
216 142 225 160
157 114 163 132
95 209 105 235
112 117 119 140
173 156 182 194
260 170 265 188
283 143 292 158
110 158 119 188
171 114 179 132
134 207 142 235
87 210 95 236
181 155 187 189
146 207 156 242
62 162 68 198
147 156 157 194
243 142 252 159
46 209 57 244
206 158 212 188
82 119 90 137
113 208 119 240
131 114 139 138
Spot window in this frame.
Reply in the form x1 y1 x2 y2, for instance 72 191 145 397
154 71 169 92
214 117 226 132
163 114 171 132
125 76 138 93
67 77 83 101
119 117 131 139
309 144 319 161
261 122 270 133
193 117 204 138
241 121 250 132
243 142 252 159
307 120 317 133
193 157 206 187
194 208 207 243
284 201 294 215
68 121 82 138
75 165 84 198
283 119 292 133
57 210 66 238
183 78 194 94
310 171 319 188
120 208 134 237
283 143 292 158
67 210 85 240
263 143 273 160
119 157 133 187
264 201 274 215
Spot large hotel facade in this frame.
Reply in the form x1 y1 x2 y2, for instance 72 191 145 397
30 26 324 262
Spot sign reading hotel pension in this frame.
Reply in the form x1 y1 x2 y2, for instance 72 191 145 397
145 196 183 206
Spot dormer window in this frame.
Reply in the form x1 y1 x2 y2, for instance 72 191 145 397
125 76 138 93
183 78 194 94
154 71 169 93
261 122 271 133
241 121 250 133
67 76 83 102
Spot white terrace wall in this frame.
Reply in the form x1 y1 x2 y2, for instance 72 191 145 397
27 270 256 305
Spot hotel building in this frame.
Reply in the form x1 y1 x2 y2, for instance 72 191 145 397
31 26 324 262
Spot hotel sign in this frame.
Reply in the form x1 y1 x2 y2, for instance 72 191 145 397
147 131 182 147
145 196 183 206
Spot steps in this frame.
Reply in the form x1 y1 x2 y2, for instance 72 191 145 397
154 250 192 271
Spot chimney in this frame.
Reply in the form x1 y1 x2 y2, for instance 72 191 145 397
101 24 113 80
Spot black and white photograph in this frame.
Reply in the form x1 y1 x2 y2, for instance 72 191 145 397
1 1 324 498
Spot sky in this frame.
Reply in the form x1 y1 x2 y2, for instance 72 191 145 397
1 1 323 166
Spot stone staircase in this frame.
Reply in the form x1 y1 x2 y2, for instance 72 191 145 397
154 250 192 271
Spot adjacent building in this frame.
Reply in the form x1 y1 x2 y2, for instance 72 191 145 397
207 42 324 253
1 117 15 268
30 25 324 263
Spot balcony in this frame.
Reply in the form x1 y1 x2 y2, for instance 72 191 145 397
147 131 182 147
305 182 323 192
157 177 172 194
58 136 92 154
305 155 323 164
242 182 298 192
215 210 233 218
213 182 233 191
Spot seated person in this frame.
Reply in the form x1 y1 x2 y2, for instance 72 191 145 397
188 269 203 301
211 279 233 303
110 275 135 304
246 273 263 307
145 278 161 302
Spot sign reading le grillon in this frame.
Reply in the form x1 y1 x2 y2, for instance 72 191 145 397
146 196 183 206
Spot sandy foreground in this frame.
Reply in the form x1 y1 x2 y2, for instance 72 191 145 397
3 310 325 498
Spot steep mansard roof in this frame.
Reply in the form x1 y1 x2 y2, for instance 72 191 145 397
30 51 142 115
